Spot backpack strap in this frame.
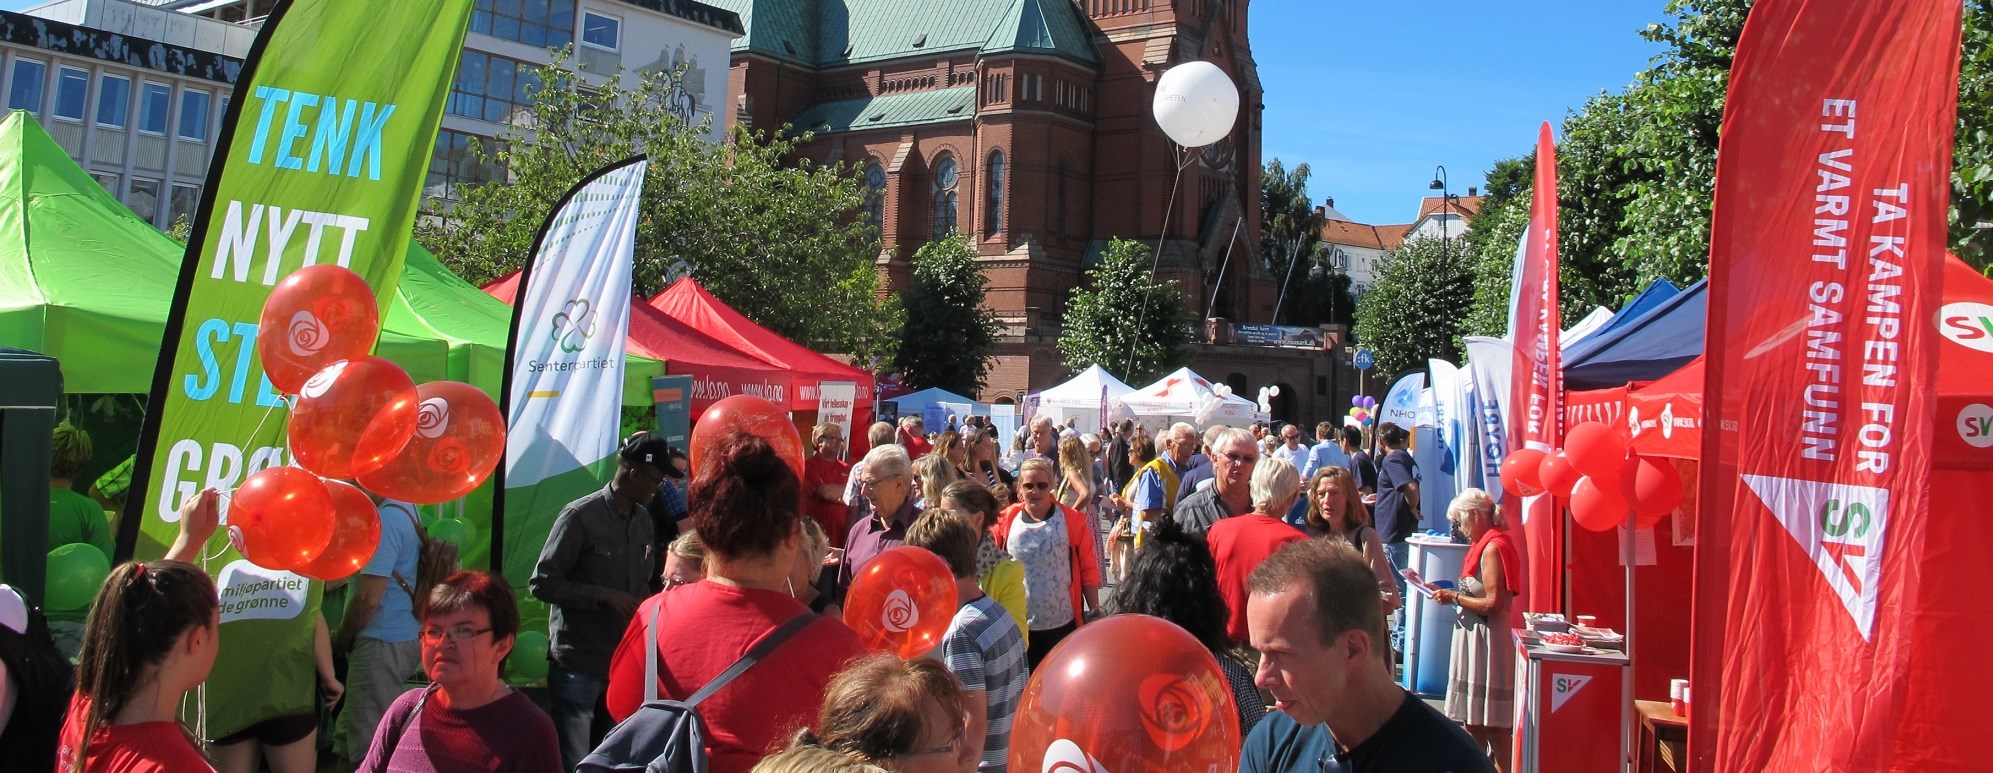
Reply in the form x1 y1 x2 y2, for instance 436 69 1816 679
644 599 663 703
381 684 438 766
383 503 422 601
682 612 817 708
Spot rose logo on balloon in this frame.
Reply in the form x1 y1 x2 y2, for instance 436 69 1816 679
287 310 329 357
414 397 451 439
298 360 347 399
1041 739 1109 773
1136 673 1213 753
880 588 918 634
427 437 470 476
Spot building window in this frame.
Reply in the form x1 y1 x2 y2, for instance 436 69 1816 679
8 59 45 112
1021 73 1042 102
53 67 87 120
984 73 1008 104
138 83 171 134
449 50 538 125
863 160 886 233
581 11 621 51
89 171 119 197
1054 158 1068 239
127 178 160 225
985 151 1004 237
169 183 201 227
469 0 573 49
96 74 130 128
179 89 211 140
426 129 503 201
931 153 958 242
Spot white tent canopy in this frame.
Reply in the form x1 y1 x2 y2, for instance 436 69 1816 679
1032 364 1136 431
1117 367 1264 428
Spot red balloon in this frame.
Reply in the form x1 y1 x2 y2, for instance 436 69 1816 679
1570 475 1627 532
843 545 955 658
689 395 803 480
1009 615 1241 773
1565 422 1629 480
289 357 419 479
357 381 505 504
228 467 335 570
1539 451 1584 498
258 265 382 394
293 479 382 581
1631 455 1684 528
1499 448 1547 497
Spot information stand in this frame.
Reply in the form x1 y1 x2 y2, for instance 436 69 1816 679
1512 633 1630 772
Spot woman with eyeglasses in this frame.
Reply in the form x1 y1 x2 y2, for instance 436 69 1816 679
777 653 973 773
358 571 559 772
989 459 1102 668
662 531 706 590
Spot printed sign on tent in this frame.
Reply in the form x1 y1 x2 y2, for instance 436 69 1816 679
818 381 858 461
652 375 693 451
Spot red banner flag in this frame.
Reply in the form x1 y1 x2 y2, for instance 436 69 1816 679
1691 2 1959 769
1509 123 1562 613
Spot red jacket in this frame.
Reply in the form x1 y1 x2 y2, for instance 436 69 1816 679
992 501 1103 628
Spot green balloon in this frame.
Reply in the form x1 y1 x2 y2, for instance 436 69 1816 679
507 630 550 681
428 518 475 547
45 543 111 611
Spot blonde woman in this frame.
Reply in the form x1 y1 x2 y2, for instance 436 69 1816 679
910 453 961 509
1055 435 1104 580
1302 466 1401 616
1433 488 1519 771
932 431 971 478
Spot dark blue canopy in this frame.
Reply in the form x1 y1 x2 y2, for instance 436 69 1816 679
1593 278 1679 339
1563 278 1706 391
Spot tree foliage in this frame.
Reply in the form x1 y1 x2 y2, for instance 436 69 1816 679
416 53 901 363
895 237 1000 395
1354 236 1475 375
1261 158 1330 324
1059 239 1194 384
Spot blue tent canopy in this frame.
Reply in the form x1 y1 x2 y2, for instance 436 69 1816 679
885 387 988 419
1563 278 1706 391
1593 278 1679 340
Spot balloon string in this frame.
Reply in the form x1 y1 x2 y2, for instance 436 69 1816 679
239 397 291 456
1125 145 1196 377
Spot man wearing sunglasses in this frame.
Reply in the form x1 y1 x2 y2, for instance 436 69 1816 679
1174 428 1260 537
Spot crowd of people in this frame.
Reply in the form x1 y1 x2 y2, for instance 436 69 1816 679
0 408 1524 772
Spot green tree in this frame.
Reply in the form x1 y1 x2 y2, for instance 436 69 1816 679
416 53 901 363
895 236 1000 395
1354 236 1475 375
1261 159 1329 324
1059 239 1193 384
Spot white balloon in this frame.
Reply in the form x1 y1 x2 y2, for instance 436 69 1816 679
1152 61 1240 148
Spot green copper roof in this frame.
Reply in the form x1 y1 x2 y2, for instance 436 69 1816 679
790 86 977 134
704 0 817 65
982 0 1098 64
710 0 1097 68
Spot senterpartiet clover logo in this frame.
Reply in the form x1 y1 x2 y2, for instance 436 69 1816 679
288 311 328 357
881 589 918 633
415 397 451 439
299 360 346 399
1041 739 1108 773
550 299 597 354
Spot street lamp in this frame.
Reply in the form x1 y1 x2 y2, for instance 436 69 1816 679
1428 165 1460 261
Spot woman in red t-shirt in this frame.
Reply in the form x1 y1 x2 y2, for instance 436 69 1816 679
57 489 224 772
1206 458 1308 644
802 423 852 549
606 430 868 773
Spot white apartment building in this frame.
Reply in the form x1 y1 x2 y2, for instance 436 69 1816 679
0 0 742 228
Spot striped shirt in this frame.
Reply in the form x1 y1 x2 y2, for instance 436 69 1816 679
939 595 1028 772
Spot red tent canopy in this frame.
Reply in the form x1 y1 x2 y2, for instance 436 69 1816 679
647 277 874 413
483 271 793 414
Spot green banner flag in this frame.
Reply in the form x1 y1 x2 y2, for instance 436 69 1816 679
121 0 473 741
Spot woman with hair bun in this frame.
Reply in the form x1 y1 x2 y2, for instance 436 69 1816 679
605 429 868 773
56 489 224 772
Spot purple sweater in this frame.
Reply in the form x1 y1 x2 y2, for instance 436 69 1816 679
360 687 561 772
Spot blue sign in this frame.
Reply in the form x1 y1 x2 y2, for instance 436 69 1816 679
1354 349 1375 371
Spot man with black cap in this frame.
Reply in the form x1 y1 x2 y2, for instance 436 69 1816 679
531 431 671 769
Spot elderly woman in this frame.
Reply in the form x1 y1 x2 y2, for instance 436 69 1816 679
804 423 853 549
1204 457 1308 644
1104 434 1157 579
777 653 973 773
992 459 1103 667
1432 488 1520 771
936 480 1028 647
1303 466 1401 616
842 445 916 588
361 571 560 771
605 431 869 773
663 530 706 590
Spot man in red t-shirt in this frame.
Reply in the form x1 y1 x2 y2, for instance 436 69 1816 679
897 416 932 458
803 423 853 548
1208 458 1307 644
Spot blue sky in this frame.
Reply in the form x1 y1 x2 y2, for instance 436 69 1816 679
1255 2 1667 225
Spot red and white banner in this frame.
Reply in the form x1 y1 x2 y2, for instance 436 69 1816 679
1509 123 1563 613
1691 2 1959 769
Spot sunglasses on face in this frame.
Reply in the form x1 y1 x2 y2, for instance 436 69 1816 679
1021 481 1051 491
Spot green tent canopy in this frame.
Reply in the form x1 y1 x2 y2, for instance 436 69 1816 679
0 110 661 400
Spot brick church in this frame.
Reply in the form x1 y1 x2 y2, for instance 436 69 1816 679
709 0 1274 401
